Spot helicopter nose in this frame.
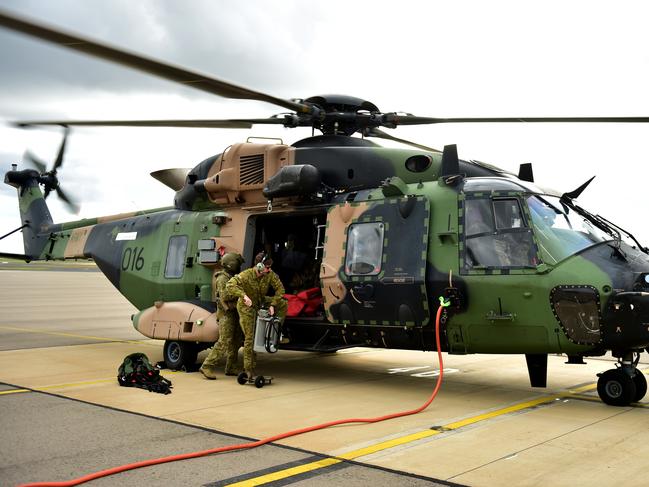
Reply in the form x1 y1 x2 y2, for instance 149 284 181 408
601 291 649 351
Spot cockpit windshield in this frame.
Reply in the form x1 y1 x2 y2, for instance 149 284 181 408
527 195 612 264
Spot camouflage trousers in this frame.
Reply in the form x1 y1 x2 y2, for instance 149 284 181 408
202 309 243 374
237 297 287 374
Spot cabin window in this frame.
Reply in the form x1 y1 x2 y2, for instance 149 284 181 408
165 235 188 278
464 198 537 269
345 222 384 275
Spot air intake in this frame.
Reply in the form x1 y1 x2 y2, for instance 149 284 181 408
240 154 265 185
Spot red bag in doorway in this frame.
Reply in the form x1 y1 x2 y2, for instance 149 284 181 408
285 294 306 317
297 288 322 316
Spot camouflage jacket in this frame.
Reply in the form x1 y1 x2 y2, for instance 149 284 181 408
213 270 237 312
226 268 285 309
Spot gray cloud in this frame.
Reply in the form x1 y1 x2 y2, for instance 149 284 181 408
0 0 322 117
2 0 649 257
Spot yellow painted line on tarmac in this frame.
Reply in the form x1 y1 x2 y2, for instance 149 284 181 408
0 264 97 270
0 377 116 396
0 266 95 272
0 388 30 395
231 458 343 485
1 370 187 396
37 377 116 391
0 325 157 347
225 383 601 487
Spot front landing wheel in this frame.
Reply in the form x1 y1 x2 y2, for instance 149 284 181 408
597 369 636 406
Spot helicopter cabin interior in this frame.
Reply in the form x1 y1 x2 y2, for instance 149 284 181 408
245 209 327 314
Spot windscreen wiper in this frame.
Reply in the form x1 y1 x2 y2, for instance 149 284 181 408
594 214 648 255
560 197 621 244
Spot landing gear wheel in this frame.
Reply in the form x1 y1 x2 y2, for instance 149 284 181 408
597 369 637 406
254 376 265 388
163 340 198 370
632 371 647 402
237 372 248 385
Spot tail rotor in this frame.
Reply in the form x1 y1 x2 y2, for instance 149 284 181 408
23 127 80 214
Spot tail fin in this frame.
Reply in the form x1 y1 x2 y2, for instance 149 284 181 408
4 168 53 259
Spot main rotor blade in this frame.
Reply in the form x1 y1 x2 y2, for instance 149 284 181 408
0 9 311 114
12 118 290 129
364 128 442 153
386 115 649 125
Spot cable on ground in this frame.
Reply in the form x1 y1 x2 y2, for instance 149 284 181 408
20 300 449 487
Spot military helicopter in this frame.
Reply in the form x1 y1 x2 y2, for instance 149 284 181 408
3 9 649 405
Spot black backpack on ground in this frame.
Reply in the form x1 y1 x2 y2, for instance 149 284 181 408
117 353 173 395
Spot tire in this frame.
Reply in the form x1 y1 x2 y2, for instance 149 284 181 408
237 372 248 385
254 376 265 388
163 340 198 370
633 371 647 402
597 369 637 406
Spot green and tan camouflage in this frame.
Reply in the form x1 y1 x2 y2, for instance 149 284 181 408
227 266 288 375
7 136 649 405
201 255 244 374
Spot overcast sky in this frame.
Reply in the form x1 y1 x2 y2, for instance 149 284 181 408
1 0 649 254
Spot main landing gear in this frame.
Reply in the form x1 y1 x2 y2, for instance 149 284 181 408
597 352 647 406
163 339 199 370
237 372 273 388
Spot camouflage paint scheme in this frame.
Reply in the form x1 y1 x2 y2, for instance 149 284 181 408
201 268 243 374
4 9 649 404
7 136 649 367
227 267 288 375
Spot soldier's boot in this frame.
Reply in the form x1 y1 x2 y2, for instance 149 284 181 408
199 364 218 380
225 365 241 377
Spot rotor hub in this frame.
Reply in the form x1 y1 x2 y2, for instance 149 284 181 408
303 95 381 136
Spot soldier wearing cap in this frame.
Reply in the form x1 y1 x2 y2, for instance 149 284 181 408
199 252 245 379
226 252 288 380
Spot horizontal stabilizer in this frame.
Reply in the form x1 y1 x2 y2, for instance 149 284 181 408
0 252 30 261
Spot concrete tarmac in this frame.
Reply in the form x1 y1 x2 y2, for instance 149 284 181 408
3 390 445 486
1 264 648 486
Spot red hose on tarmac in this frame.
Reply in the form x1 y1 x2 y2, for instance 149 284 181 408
20 303 448 487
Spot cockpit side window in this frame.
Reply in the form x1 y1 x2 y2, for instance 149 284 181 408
494 199 524 230
463 197 538 271
465 199 494 236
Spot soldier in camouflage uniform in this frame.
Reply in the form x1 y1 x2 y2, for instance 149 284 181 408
199 252 245 380
226 252 288 380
